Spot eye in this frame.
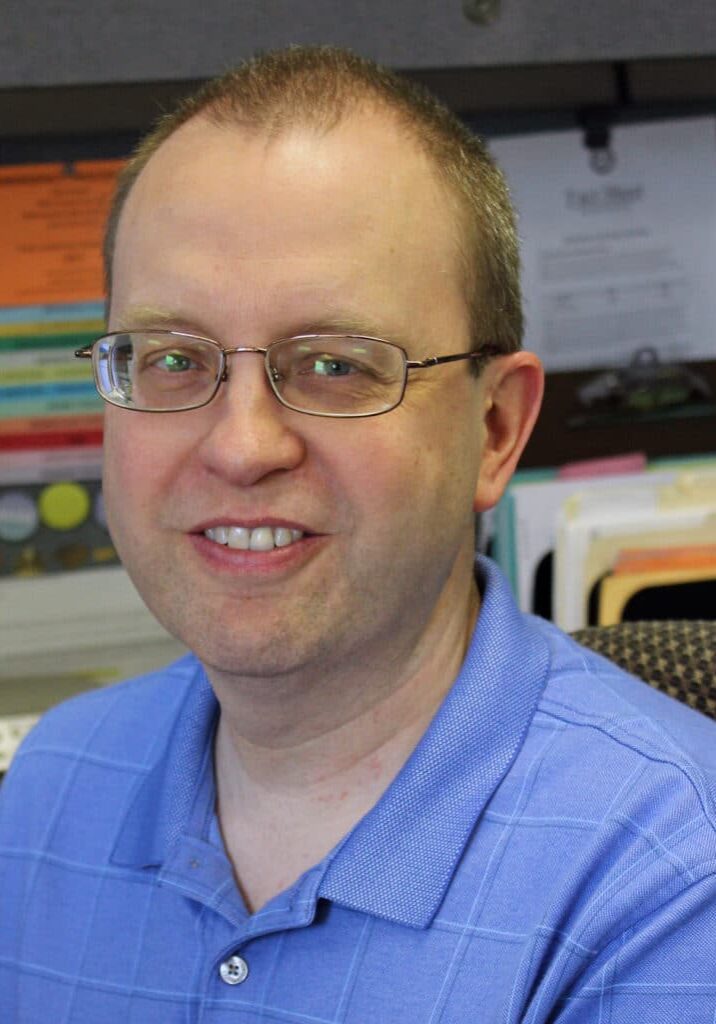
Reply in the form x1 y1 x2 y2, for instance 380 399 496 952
147 350 200 373
312 357 358 377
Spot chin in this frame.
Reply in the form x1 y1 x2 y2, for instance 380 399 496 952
156 607 323 683
198 641 304 681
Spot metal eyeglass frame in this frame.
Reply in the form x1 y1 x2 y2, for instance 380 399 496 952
75 331 503 418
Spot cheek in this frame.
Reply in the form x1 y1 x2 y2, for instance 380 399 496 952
102 426 137 548
344 409 478 535
102 413 170 539
411 403 485 529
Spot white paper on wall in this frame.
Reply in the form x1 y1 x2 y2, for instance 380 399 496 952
489 117 716 371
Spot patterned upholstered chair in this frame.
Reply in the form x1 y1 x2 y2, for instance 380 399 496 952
572 620 716 720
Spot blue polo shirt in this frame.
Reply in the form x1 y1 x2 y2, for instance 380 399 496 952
2 557 716 1022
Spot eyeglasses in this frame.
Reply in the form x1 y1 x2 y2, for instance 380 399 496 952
75 331 501 418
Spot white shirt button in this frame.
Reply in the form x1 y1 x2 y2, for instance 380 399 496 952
219 954 249 985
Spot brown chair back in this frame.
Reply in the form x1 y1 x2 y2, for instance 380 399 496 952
572 620 716 720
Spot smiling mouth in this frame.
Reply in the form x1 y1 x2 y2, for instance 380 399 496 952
204 525 305 551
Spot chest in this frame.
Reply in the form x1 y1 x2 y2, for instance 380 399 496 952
2 884 541 1024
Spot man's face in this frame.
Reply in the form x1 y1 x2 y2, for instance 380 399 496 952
105 111 497 683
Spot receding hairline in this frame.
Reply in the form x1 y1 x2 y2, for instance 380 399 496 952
104 46 523 353
110 105 476 349
110 99 473 310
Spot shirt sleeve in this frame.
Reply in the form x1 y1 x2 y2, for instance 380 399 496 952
544 872 716 1024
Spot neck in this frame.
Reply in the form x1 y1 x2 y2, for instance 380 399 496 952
212 572 479 781
210 573 479 912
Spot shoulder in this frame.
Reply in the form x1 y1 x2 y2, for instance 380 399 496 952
483 618 716 996
0 653 204 816
17 652 202 763
534 616 716 773
511 618 716 875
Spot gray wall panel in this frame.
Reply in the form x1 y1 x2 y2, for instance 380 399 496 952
1 0 715 89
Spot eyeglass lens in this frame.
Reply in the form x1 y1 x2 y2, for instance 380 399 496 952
96 333 407 415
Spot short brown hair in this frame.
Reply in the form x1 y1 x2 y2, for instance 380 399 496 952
104 46 522 352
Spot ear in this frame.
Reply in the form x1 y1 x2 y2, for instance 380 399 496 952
473 351 544 513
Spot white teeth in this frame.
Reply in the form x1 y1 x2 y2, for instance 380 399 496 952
249 526 275 552
227 526 250 550
204 525 305 550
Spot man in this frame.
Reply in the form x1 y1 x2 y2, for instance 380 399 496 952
1 46 715 1023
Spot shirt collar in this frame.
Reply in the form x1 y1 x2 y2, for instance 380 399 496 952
113 557 551 929
318 556 551 927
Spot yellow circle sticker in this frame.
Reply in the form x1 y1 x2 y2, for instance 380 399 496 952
38 482 91 531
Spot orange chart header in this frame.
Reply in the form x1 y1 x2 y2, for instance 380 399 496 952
0 159 125 308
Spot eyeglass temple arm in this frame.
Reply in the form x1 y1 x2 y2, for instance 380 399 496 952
406 344 503 370
75 346 93 359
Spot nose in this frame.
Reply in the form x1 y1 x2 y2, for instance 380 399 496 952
196 351 306 487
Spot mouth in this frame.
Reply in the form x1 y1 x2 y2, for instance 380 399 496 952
203 525 305 552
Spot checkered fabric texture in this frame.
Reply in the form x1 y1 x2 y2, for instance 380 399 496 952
573 620 716 719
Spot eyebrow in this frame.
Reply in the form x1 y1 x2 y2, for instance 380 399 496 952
111 307 204 334
294 314 412 349
112 306 414 350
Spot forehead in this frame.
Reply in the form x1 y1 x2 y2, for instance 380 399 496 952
111 112 469 343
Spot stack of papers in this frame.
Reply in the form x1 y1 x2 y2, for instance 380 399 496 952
0 566 186 694
0 301 104 451
554 471 716 628
0 159 123 452
595 544 716 625
493 456 716 629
